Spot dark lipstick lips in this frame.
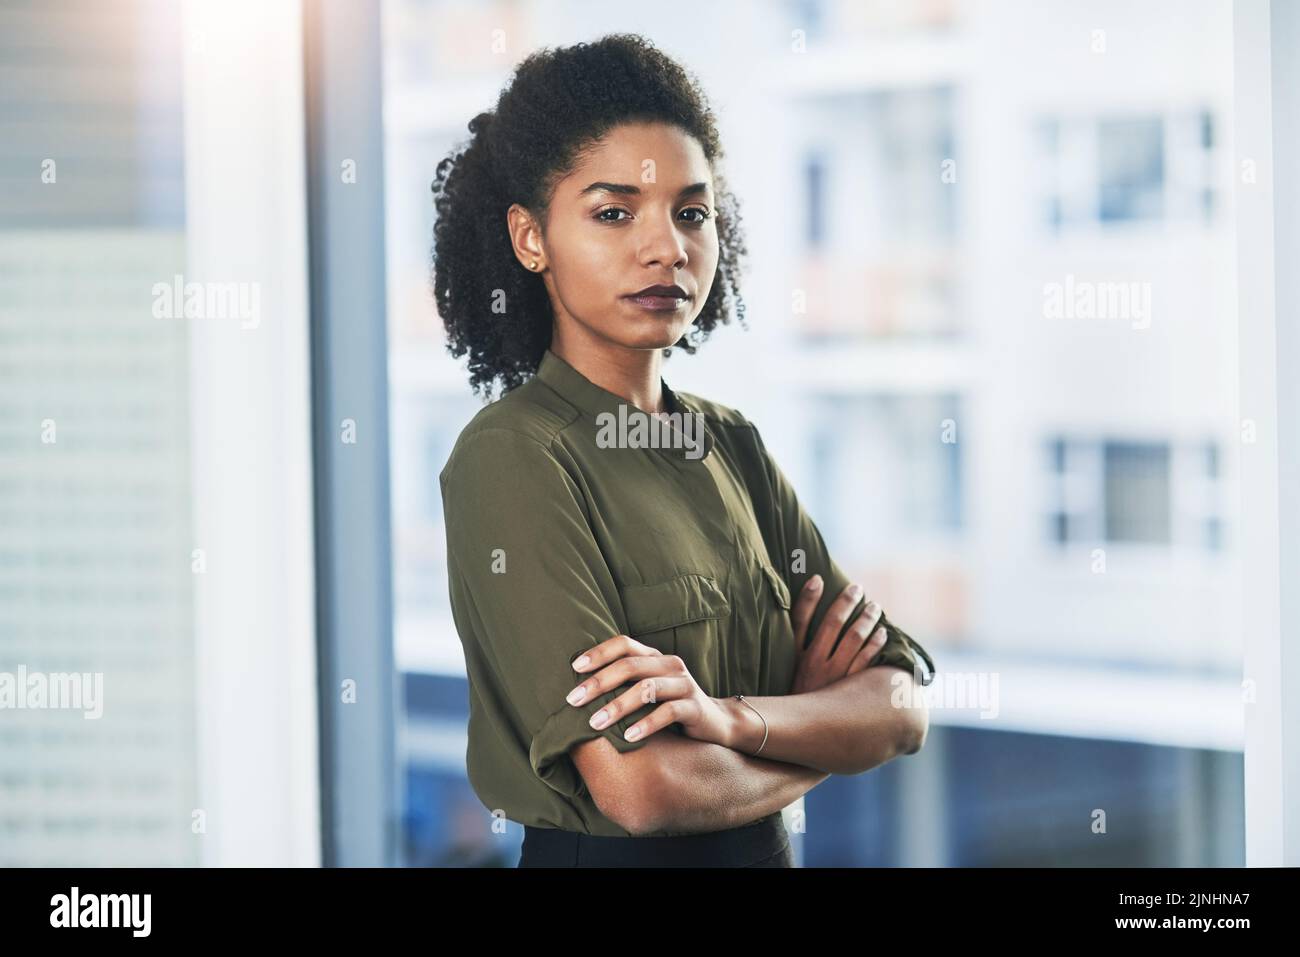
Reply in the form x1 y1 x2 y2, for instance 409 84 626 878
627 283 688 298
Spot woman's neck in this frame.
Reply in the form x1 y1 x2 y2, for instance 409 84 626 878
549 330 666 414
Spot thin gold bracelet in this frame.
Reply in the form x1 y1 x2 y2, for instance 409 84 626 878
733 694 769 755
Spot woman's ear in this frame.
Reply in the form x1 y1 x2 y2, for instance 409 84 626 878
507 202 546 272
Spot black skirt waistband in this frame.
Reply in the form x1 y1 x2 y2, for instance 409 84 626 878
518 810 790 867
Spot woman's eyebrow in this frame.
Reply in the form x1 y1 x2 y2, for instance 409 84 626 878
578 181 712 200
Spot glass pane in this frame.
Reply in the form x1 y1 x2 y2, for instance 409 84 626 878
1104 442 1172 543
1098 117 1165 222
379 0 1242 869
794 86 960 341
0 0 194 865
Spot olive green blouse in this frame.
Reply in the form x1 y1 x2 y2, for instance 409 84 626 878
440 348 936 837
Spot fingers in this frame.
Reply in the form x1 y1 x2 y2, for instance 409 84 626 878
834 598 883 671
587 674 695 741
808 581 863 661
847 623 889 676
571 633 662 676
850 624 888 674
566 649 685 708
790 574 823 648
623 695 699 742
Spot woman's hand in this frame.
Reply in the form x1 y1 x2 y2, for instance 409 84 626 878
566 635 735 747
789 575 887 695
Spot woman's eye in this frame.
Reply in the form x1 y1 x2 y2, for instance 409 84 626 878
594 207 711 224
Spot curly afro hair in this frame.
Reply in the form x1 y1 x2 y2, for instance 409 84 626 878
430 33 749 400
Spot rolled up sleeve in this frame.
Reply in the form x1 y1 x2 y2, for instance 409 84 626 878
440 427 657 801
749 422 937 687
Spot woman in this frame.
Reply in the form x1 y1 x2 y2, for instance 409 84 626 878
433 33 936 868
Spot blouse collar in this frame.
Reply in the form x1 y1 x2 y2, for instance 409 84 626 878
535 348 715 462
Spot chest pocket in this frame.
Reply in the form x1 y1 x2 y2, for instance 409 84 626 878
619 573 730 696
759 562 791 610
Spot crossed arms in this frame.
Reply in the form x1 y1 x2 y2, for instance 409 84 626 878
570 579 930 837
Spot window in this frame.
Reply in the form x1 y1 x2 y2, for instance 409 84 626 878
1036 110 1217 232
794 87 960 340
1103 442 1171 542
1097 117 1165 223
804 152 827 248
0 0 196 866
375 0 1246 869
1045 436 1223 550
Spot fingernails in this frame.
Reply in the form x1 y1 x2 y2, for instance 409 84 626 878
866 599 880 616
848 583 863 599
625 726 642 741
808 575 823 591
566 685 587 705
589 709 609 729
572 654 590 671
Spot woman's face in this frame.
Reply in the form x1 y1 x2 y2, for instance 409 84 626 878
509 121 720 353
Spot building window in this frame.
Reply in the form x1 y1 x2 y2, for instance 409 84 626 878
1036 109 1216 232
1097 117 1165 223
804 151 827 248
1103 442 1171 543
794 86 960 340
1044 436 1223 550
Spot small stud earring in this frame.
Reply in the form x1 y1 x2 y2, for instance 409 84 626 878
530 261 539 270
